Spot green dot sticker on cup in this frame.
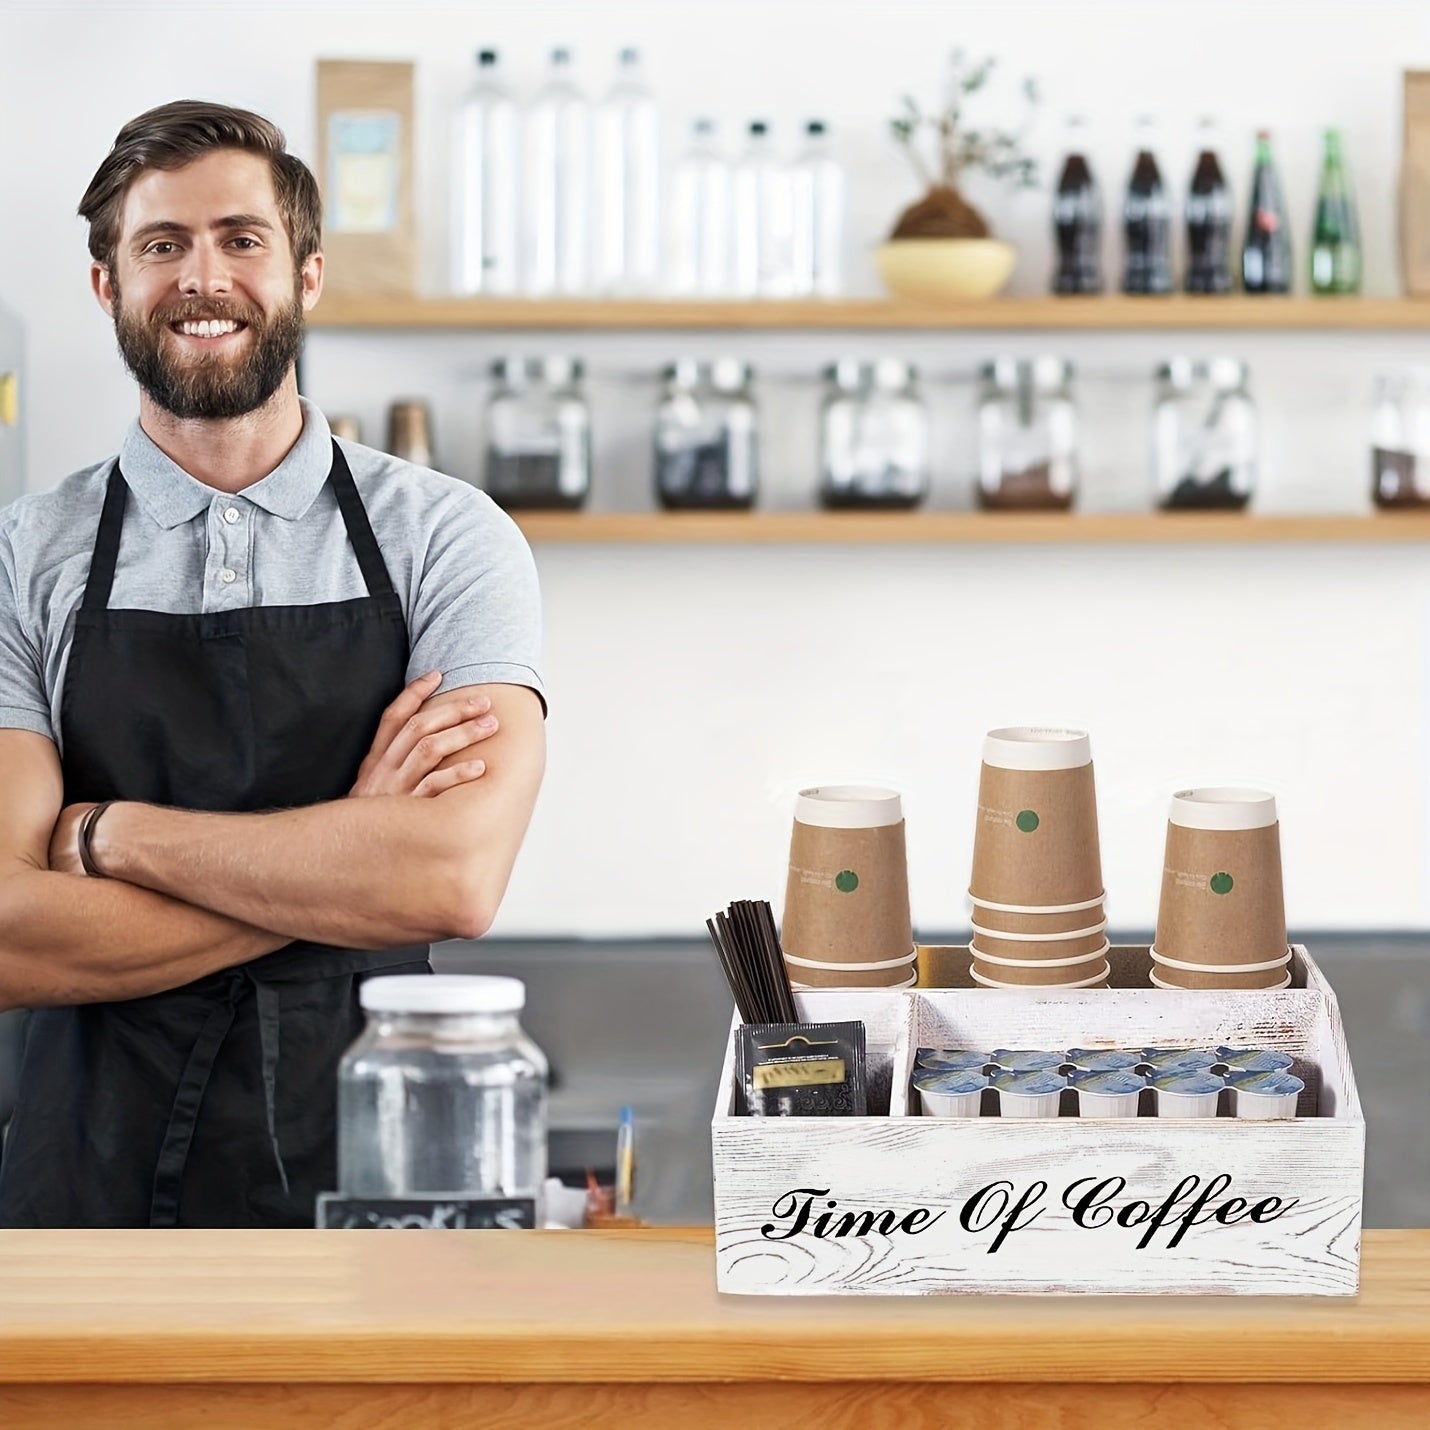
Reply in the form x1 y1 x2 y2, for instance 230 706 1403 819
1015 810 1040 833
835 870 860 893
1210 871 1234 895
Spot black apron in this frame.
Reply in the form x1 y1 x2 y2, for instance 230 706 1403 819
0 441 431 1227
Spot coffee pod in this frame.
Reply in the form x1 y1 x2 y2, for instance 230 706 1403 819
969 921 1108 960
1216 1047 1295 1074
991 1069 1065 1118
781 786 913 985
1227 1069 1304 1119
1141 1047 1219 1075
991 1049 1067 1072
969 727 1103 910
1150 1070 1224 1118
913 1068 988 1118
971 901 1105 936
971 944 1109 986
916 1048 990 1072
1155 788 1287 966
972 959 1110 989
1068 1048 1144 1072
1149 957 1291 991
1070 1068 1146 1118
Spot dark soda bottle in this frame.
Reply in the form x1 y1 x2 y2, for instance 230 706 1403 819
1052 116 1103 294
1185 119 1233 294
1242 130 1292 294
1123 119 1173 294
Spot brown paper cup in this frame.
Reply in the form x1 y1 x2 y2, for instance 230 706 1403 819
782 786 912 967
971 901 1105 935
1155 789 1286 966
969 926 1108 960
1150 963 1291 991
972 946 1108 985
787 956 917 990
969 729 1103 908
972 959 1110 990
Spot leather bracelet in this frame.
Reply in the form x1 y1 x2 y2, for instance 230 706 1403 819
77 800 116 878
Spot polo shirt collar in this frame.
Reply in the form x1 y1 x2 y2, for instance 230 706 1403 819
118 397 334 529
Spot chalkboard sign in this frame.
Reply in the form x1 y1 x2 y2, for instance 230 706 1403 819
316 1193 538 1229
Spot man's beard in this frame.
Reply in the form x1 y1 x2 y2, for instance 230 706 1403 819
112 279 305 420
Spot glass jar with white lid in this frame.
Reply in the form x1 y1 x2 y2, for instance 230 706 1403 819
337 974 548 1205
819 358 930 509
483 355 590 509
1153 356 1257 510
976 357 1078 510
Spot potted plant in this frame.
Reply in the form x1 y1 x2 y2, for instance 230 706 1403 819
875 52 1039 301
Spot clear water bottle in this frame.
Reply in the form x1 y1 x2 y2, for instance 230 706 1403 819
451 49 519 295
337 975 548 1202
595 47 660 295
525 47 591 296
733 121 795 297
669 118 731 296
791 120 844 297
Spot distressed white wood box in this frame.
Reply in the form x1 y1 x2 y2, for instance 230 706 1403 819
711 945 1364 1296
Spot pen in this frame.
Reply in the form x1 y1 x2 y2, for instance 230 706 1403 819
615 1105 635 1217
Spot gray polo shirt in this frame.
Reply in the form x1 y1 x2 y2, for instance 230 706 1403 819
0 398 545 752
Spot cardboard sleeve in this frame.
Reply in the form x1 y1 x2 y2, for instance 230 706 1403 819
1155 821 1287 965
781 818 912 966
969 761 1103 907
1403 71 1430 295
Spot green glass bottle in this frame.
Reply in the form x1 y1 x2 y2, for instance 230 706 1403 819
1311 128 1361 294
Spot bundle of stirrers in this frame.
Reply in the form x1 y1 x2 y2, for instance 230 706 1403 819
706 899 797 1024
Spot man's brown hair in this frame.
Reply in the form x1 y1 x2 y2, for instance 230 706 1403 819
78 99 322 273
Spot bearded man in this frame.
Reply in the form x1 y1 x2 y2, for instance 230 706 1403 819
0 101 547 1226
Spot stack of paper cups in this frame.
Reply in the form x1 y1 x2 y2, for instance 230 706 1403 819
1151 788 1290 991
780 786 916 990
968 728 1109 988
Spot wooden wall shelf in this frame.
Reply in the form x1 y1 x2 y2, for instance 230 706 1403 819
308 295 1430 331
507 511 1430 544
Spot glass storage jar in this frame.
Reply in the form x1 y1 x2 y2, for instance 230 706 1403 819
483 355 590 509
977 357 1078 510
338 974 548 1202
1153 357 1257 510
1371 371 1430 508
819 358 930 509
654 357 758 509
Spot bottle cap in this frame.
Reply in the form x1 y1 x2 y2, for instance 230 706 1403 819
749 120 769 136
806 119 827 136
361 974 526 1015
477 49 498 66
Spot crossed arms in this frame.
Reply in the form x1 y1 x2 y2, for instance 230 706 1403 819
0 678 545 1010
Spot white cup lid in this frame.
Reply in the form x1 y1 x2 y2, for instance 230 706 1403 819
1169 787 1277 830
794 785 903 828
360 974 526 1015
982 727 1091 771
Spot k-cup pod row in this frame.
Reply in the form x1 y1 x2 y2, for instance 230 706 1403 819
911 1045 1303 1119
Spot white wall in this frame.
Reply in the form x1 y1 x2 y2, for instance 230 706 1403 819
2 0 1430 935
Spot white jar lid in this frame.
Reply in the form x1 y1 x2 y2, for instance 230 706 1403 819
360 974 526 1015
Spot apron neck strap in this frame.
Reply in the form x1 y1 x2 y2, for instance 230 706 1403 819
327 440 397 600
81 441 399 612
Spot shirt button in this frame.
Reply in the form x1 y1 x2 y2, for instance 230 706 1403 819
219 568 237 585
223 507 241 524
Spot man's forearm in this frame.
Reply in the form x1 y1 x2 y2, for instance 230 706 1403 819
92 798 478 948
0 869 289 1010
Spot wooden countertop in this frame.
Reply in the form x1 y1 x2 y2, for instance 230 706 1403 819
2 1226 1429 1386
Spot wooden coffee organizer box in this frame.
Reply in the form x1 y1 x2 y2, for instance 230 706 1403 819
711 944 1363 1296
